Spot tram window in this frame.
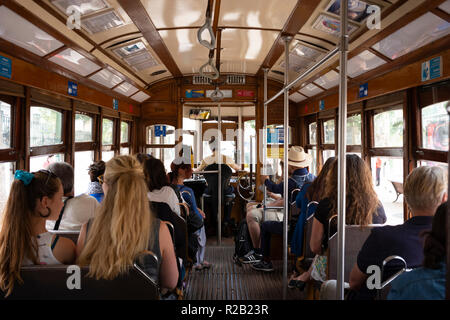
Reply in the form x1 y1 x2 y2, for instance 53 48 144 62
421 101 449 151
102 118 114 145
347 114 361 145
147 147 174 172
0 101 11 149
102 151 114 162
74 150 94 196
0 162 15 221
418 160 448 170
371 156 404 226
120 147 129 155
323 119 335 144
75 113 93 142
309 122 317 145
30 107 63 147
121 121 129 144
373 108 403 148
323 149 335 163
30 153 64 172
202 140 235 160
308 147 317 176
146 125 175 145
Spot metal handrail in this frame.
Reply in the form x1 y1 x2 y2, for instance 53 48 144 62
380 255 408 288
264 47 339 106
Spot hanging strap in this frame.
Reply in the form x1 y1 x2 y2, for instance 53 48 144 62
53 196 74 231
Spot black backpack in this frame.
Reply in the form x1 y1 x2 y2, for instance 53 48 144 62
233 219 254 266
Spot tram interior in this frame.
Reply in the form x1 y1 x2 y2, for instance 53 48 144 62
0 0 449 301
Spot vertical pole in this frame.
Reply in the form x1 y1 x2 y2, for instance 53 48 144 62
263 68 269 212
336 0 348 300
218 103 222 246
238 107 243 167
282 35 292 300
446 103 450 300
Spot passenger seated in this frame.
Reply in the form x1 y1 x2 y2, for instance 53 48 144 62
242 146 315 266
288 155 386 290
77 156 178 292
143 156 181 216
45 162 99 231
196 136 238 229
255 157 335 282
388 201 447 300
0 170 76 297
349 166 447 300
170 160 211 271
87 161 105 203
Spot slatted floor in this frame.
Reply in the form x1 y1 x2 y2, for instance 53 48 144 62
184 244 306 300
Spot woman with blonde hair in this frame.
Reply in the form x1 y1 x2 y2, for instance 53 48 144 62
77 155 178 291
0 170 76 297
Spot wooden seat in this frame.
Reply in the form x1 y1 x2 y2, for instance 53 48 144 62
2 252 159 300
390 181 404 202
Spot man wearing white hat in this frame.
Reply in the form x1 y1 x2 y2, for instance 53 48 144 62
241 146 315 266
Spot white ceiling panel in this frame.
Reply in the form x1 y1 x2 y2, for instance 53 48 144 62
289 92 307 103
219 0 297 29
49 48 101 76
346 50 386 78
131 91 151 103
314 70 339 89
372 12 450 60
89 68 124 88
113 82 139 96
220 29 279 74
141 0 207 28
439 0 450 14
0 6 64 57
299 83 323 97
159 28 211 74
50 0 109 16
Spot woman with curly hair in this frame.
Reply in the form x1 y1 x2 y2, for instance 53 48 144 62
290 154 386 289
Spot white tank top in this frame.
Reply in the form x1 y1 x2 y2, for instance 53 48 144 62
22 232 62 265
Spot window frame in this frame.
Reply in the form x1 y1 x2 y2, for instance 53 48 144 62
28 103 67 157
0 94 19 163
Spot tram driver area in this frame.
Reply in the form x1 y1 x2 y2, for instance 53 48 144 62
0 0 449 303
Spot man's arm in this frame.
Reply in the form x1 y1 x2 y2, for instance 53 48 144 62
349 263 368 291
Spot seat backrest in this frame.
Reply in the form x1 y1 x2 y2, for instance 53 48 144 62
150 202 187 262
203 163 233 201
2 254 159 300
328 225 381 282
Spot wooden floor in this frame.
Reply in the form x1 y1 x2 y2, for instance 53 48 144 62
184 243 306 300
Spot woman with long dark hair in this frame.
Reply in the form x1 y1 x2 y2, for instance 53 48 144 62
0 170 76 297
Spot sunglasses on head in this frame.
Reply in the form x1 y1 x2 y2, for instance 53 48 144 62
37 169 57 186
98 174 104 185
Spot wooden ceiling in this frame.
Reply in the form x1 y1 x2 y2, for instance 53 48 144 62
0 0 448 105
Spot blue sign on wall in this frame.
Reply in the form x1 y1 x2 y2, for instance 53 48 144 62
267 128 284 144
359 83 368 98
0 55 12 79
68 81 78 97
155 125 167 137
422 56 442 82
113 99 119 110
319 100 325 111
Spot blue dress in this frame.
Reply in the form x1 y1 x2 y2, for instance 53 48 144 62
290 183 317 256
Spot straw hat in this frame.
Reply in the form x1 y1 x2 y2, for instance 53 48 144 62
287 146 312 168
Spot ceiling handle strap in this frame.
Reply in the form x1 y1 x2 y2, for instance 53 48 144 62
199 58 220 80
197 17 216 50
